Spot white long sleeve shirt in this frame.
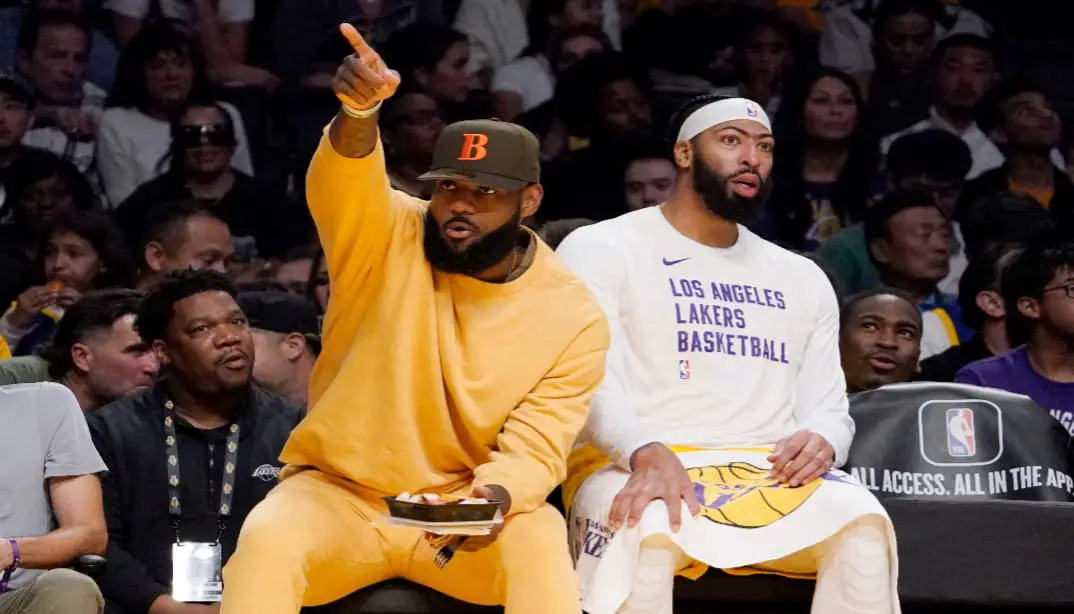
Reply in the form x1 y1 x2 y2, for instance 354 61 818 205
556 207 854 471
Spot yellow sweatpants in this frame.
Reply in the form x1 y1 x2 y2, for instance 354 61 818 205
220 470 580 614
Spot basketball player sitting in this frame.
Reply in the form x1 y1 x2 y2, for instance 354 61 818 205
556 96 900 614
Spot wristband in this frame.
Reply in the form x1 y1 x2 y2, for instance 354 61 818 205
341 101 382 119
0 539 19 594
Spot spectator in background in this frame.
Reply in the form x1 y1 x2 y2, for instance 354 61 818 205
88 270 303 614
0 289 159 410
761 67 878 251
380 24 481 122
381 90 446 198
96 23 253 207
620 133 675 211
863 0 940 136
15 10 103 173
713 11 795 116
0 0 119 92
864 189 974 351
1 211 135 356
541 52 653 221
491 0 604 120
0 152 96 304
918 243 1020 381
0 382 106 614
45 288 157 411
818 129 971 296
273 245 317 296
958 79 1074 225
135 201 234 288
840 288 923 393
116 99 307 259
956 241 1074 434
455 0 619 76
0 148 95 232
879 34 997 179
0 74 56 212
105 0 278 91
515 24 612 159
819 0 992 79
238 291 319 406
959 190 1057 262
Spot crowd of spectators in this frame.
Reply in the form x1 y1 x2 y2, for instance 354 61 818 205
0 0 1072 613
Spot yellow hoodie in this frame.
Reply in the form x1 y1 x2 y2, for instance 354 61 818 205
279 134 610 515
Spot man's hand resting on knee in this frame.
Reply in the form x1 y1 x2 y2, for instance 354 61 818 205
767 430 835 487
610 443 700 533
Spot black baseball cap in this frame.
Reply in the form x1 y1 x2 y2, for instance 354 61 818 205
0 74 34 109
418 119 540 190
238 291 320 342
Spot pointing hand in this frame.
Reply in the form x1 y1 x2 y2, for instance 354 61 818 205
333 23 401 111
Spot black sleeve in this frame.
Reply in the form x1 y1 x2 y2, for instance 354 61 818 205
88 414 170 614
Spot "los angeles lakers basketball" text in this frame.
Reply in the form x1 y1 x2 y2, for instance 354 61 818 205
669 277 789 363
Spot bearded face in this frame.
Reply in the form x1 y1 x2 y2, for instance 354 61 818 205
691 149 773 225
422 207 523 276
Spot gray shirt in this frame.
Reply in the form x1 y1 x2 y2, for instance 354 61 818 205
0 357 53 386
0 383 106 589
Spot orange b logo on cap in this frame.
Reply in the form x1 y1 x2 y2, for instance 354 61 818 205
458 133 489 161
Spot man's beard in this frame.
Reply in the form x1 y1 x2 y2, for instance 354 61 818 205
423 209 522 276
692 159 771 225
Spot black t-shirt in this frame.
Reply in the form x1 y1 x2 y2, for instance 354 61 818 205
917 336 994 383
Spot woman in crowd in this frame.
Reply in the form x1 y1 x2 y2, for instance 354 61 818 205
758 67 880 252
0 210 135 355
491 0 604 121
96 20 253 207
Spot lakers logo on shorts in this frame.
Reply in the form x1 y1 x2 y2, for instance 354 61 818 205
687 463 849 529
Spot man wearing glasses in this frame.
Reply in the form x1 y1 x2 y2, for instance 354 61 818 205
956 241 1074 434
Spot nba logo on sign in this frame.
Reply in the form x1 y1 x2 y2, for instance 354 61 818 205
679 360 690 380
945 408 976 457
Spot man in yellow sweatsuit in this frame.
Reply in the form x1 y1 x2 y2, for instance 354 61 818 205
219 23 609 614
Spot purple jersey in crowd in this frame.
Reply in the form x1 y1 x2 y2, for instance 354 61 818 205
955 346 1074 434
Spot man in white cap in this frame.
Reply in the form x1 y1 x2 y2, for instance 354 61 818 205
556 95 899 614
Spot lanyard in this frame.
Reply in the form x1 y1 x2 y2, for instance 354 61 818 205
163 400 240 544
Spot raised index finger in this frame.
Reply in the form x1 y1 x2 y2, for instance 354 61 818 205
339 23 375 60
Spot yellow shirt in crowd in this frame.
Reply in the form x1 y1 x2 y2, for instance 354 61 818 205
279 135 610 515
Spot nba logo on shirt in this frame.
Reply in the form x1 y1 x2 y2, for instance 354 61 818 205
945 408 976 457
678 360 690 380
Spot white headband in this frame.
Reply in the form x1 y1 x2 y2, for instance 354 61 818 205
676 97 771 142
